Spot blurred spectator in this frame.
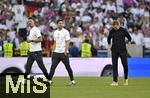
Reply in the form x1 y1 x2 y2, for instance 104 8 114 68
116 5 124 14
71 32 82 50
42 26 54 56
0 31 3 57
126 13 134 28
17 12 28 40
12 32 20 50
0 20 7 30
5 12 15 30
6 29 14 43
89 17 103 31
132 30 144 45
116 0 124 6
3 36 13 57
40 3 49 17
0 0 149 57
69 42 79 57
81 39 92 57
128 28 135 44
93 7 104 25
81 0 90 9
70 23 82 37
58 1 70 19
99 33 108 50
143 37 150 50
92 0 101 8
12 0 25 22
20 39 29 56
83 28 93 44
51 0 61 10
118 14 127 28
123 0 137 8
105 1 116 13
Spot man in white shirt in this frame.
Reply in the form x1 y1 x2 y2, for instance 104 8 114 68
49 19 75 86
22 17 49 84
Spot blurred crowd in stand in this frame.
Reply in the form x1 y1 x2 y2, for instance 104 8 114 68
0 0 149 57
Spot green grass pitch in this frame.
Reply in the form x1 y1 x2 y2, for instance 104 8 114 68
51 77 150 98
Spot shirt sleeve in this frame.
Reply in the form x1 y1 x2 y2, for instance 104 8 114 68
107 30 112 45
65 30 70 41
53 31 56 41
124 28 132 42
35 28 41 38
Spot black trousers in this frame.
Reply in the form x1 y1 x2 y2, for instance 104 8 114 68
111 50 128 82
25 51 49 80
49 52 74 81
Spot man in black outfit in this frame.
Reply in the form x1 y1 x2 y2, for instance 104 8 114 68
107 20 131 86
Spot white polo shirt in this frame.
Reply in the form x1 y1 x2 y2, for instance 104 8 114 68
28 26 42 52
54 28 70 53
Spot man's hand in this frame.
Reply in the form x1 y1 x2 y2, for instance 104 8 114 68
108 44 112 50
51 41 56 52
64 40 70 56
64 48 67 56
126 42 131 49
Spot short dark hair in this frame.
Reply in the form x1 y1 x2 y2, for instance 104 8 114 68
56 19 64 24
84 39 89 43
28 17 33 20
70 42 74 46
28 17 35 21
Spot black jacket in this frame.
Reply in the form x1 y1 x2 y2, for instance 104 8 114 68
107 27 131 52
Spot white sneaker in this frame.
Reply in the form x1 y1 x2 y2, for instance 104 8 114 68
27 75 31 79
110 81 118 86
124 79 128 86
49 80 53 85
68 80 76 86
